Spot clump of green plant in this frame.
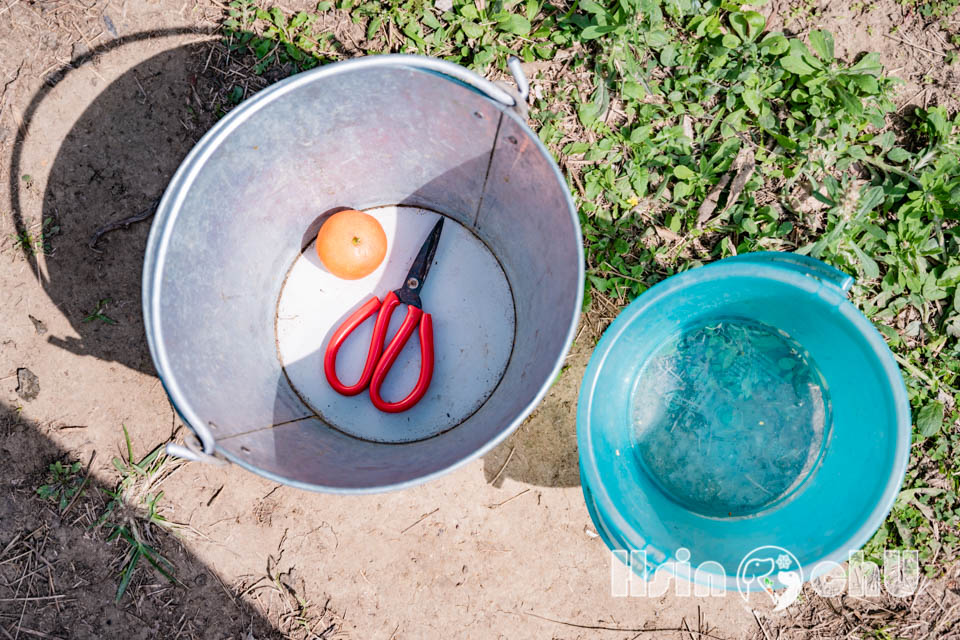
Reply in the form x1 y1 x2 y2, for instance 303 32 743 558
223 0 569 78
554 0 960 571
903 0 960 18
36 460 84 511
11 216 60 256
97 426 178 602
83 298 117 325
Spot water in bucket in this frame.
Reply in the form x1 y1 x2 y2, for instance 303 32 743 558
631 316 831 518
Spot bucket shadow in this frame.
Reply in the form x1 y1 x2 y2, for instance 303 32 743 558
480 339 590 488
8 32 222 376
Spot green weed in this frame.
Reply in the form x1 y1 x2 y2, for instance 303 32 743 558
83 298 117 325
11 216 60 256
97 426 178 602
36 460 84 511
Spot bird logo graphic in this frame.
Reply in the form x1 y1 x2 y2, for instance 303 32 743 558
737 546 803 610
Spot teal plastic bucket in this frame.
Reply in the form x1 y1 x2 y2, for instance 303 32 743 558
577 252 911 590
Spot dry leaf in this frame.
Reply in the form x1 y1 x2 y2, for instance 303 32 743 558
696 173 731 226
723 147 756 213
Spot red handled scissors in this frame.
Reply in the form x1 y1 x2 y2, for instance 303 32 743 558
323 218 444 413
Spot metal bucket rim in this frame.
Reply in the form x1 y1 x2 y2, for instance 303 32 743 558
143 54 584 493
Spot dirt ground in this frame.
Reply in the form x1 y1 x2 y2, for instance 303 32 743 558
0 0 957 638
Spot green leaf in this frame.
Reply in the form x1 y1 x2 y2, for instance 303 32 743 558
938 265 960 286
526 0 539 21
116 547 142 602
422 11 442 29
759 32 788 55
743 88 761 115
269 6 285 28
496 13 531 35
858 185 885 215
744 11 766 37
578 101 599 128
916 402 944 438
316 1 332 10
780 56 816 75
925 107 951 141
644 30 670 47
771 133 798 150
808 30 835 61
623 80 646 101
461 20 482 38
581 24 617 39
850 74 879 94
887 147 912 163
289 11 309 29
367 15 382 40
849 52 883 76
721 33 741 49
673 165 696 180
728 12 749 41
850 242 880 279
728 11 765 42
835 86 863 117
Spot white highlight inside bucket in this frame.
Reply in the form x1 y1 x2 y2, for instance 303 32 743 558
275 205 516 443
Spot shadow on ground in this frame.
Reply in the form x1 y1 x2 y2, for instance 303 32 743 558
8 28 218 376
0 400 284 639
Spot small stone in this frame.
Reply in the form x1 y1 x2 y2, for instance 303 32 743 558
72 40 90 60
16 368 39 401
28 315 47 335
435 0 453 11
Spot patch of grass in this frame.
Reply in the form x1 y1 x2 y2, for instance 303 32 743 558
222 0 576 76
82 297 117 325
902 0 960 19
96 425 179 602
36 460 84 511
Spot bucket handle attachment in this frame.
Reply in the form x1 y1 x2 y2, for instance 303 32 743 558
726 251 854 294
507 56 530 103
165 431 227 466
402 55 530 114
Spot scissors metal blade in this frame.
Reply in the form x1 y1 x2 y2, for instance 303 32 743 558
395 217 444 307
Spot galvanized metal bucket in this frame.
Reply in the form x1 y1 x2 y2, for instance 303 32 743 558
143 55 583 492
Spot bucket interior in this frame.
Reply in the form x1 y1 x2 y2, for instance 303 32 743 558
146 60 581 490
582 269 905 573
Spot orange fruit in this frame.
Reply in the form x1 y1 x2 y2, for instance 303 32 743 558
315 209 387 280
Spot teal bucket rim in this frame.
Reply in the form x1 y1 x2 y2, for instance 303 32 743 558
577 253 912 588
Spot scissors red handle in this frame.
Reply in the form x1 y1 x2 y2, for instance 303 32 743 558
323 295 392 396
323 291 434 412
368 292 434 413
